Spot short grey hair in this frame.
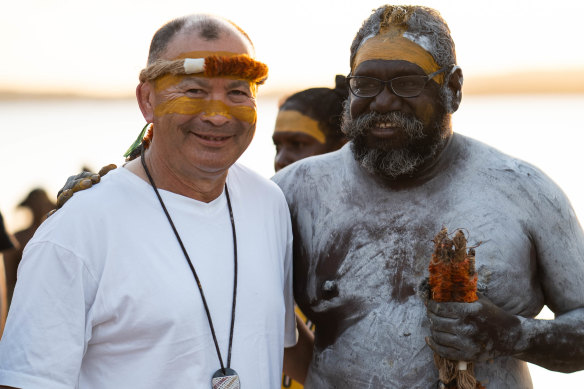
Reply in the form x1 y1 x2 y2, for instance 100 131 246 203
147 14 255 65
349 5 456 71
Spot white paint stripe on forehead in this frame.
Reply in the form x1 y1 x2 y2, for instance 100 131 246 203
403 32 433 54
355 32 378 54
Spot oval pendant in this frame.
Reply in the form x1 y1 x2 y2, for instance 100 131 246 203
212 368 240 389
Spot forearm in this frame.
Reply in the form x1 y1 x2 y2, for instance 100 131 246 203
283 314 314 384
515 307 584 372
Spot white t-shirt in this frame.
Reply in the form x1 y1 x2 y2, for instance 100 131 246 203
0 164 296 389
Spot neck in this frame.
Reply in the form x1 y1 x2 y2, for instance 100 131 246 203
371 133 458 189
125 148 227 203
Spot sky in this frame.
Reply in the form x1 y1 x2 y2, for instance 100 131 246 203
2 0 584 96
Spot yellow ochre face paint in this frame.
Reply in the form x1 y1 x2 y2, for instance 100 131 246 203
153 74 257 98
155 74 185 93
353 25 444 84
274 110 326 144
149 50 265 123
154 97 257 125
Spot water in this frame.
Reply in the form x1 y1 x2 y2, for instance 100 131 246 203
1 95 584 386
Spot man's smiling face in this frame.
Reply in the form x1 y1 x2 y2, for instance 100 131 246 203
342 59 451 179
144 29 258 178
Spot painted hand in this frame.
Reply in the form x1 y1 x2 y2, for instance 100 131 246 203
46 164 117 217
426 293 522 362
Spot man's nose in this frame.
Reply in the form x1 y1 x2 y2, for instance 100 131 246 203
370 86 403 113
274 148 293 172
200 111 231 126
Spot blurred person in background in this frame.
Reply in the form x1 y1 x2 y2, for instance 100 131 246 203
0 211 17 337
2 188 55 308
273 75 348 173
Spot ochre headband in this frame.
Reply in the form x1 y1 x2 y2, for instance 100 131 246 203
274 110 326 144
139 52 268 85
353 25 443 84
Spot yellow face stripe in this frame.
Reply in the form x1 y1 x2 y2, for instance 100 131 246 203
154 97 257 124
155 74 186 93
274 110 326 144
353 25 443 84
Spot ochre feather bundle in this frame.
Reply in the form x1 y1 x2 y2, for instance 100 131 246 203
429 227 484 389
429 227 478 303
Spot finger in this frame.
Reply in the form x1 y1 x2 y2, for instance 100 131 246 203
89 174 100 184
428 314 459 334
72 171 95 181
98 164 117 177
71 178 93 193
56 189 73 209
430 329 483 361
57 172 92 197
426 336 467 360
427 300 467 319
430 329 463 348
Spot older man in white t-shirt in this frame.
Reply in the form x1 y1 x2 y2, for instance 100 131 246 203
0 14 311 389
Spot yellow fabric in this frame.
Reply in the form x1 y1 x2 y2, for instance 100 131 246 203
274 110 326 144
154 97 256 124
353 25 443 84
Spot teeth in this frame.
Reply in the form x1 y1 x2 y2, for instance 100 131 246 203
377 122 397 129
200 135 228 141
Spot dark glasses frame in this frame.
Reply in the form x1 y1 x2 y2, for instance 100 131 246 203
346 65 454 98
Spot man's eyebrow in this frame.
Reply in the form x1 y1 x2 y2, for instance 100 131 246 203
227 79 251 89
179 77 210 87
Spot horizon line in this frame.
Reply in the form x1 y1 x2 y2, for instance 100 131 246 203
2 68 584 100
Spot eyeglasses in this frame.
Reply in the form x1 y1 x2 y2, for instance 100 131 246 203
346 66 451 98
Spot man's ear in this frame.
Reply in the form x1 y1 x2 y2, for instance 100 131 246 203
136 82 155 123
447 66 463 113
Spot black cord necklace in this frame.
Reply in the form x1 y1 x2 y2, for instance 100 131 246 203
140 147 240 389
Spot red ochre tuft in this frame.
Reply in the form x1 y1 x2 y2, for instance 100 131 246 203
142 124 154 150
204 55 269 84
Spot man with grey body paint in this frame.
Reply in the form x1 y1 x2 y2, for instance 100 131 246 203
273 5 584 388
